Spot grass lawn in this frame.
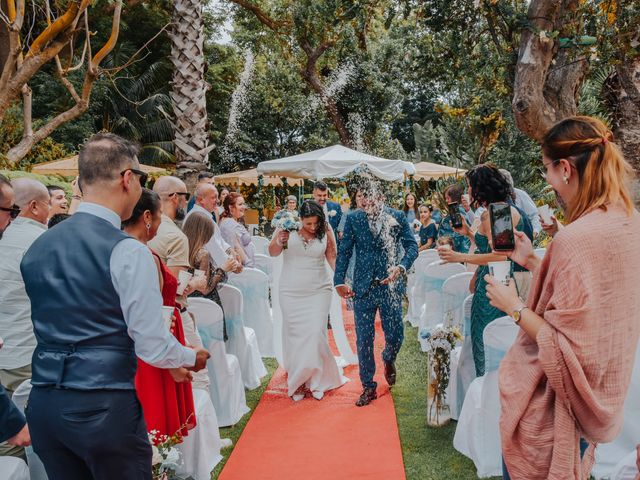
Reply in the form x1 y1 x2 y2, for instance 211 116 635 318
392 322 487 480
211 358 279 479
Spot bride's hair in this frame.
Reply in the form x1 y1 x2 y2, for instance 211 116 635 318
299 200 326 240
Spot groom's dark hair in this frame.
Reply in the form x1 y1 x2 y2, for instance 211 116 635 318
313 181 328 192
299 200 326 240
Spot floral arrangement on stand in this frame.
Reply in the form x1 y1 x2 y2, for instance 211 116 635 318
420 324 462 427
149 430 193 480
271 209 301 248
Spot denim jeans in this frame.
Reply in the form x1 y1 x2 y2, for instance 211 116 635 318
502 438 589 479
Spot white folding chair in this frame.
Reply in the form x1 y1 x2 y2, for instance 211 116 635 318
453 316 519 478
253 253 274 284
187 297 249 427
534 247 546 259
227 268 275 358
404 250 441 326
251 235 270 256
417 261 467 351
450 294 476 421
11 380 48 480
593 343 640 479
218 284 267 389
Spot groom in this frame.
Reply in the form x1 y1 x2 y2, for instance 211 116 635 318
335 186 418 406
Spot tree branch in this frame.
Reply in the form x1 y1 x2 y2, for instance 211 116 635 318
228 0 288 33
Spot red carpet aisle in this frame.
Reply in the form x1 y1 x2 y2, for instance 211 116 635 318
218 305 406 480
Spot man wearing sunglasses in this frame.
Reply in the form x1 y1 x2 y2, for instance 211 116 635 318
0 175 18 239
20 133 209 479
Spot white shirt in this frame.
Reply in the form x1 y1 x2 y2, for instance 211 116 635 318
185 204 232 266
514 188 542 234
79 203 195 368
0 217 46 368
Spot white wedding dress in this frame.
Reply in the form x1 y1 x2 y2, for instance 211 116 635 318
277 231 348 397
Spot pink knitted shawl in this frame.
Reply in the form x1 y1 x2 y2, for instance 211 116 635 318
499 205 640 479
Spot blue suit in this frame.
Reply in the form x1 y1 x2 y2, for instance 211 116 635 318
325 200 342 233
334 207 418 389
0 385 25 443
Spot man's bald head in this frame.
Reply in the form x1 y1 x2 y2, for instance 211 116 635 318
11 178 50 224
153 176 187 198
195 183 218 214
12 178 49 208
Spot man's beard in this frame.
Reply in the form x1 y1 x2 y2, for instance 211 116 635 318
175 207 186 221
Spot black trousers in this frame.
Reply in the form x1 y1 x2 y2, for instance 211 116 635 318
27 387 152 480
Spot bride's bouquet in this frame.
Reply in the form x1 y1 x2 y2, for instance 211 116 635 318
271 210 302 249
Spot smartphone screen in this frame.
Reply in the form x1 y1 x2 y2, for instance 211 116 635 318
448 202 463 229
489 202 515 251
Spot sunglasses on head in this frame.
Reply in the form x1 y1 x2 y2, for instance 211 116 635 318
0 205 21 219
120 168 148 187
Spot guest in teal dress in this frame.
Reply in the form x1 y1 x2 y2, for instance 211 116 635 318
417 204 437 251
437 184 471 253
438 164 533 376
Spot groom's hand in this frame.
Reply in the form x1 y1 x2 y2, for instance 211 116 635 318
380 266 403 285
336 285 355 298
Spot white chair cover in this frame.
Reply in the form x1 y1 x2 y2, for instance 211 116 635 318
450 294 476 421
404 250 440 326
453 316 519 478
227 267 275 358
417 261 467 351
11 380 48 480
175 388 224 480
441 272 474 328
187 297 249 427
534 247 546 259
270 245 357 367
218 284 267 389
0 457 29 480
253 253 274 283
593 343 640 479
251 235 270 255
607 450 640 480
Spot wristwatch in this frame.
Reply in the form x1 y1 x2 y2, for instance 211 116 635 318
512 305 528 324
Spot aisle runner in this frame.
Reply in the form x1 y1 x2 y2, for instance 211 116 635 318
219 306 406 480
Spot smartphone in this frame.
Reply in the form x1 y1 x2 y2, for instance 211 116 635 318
489 202 515 251
448 202 463 229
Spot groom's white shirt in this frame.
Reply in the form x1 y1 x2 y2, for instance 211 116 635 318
185 203 232 266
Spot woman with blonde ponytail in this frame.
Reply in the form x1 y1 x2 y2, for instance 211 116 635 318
483 116 640 479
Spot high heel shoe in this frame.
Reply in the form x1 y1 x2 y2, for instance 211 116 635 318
311 391 324 401
292 393 305 402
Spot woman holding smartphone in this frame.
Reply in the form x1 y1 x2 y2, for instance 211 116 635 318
484 117 640 479
438 164 533 376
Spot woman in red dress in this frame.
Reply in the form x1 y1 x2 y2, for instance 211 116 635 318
122 188 196 440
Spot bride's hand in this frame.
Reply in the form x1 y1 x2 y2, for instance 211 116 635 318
278 230 290 246
336 285 355 298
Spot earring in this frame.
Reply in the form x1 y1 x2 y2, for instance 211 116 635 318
146 223 151 231
563 176 569 184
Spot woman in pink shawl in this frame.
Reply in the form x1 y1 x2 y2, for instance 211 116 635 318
485 116 640 479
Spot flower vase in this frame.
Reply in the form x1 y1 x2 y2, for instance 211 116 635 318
426 353 451 427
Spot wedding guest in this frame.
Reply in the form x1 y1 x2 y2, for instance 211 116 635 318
122 188 196 440
460 193 475 226
417 204 437 251
402 192 419 224
219 192 255 267
68 176 82 214
183 212 237 341
438 164 533 376
0 175 19 238
21 133 209 478
313 181 342 234
47 213 70 229
46 185 68 217
285 195 298 213
187 182 219 222
437 184 471 253
187 171 214 212
218 188 229 216
0 177 30 453
499 169 542 237
484 117 640 479
0 179 50 404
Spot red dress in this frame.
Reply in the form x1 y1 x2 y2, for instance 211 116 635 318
135 252 196 440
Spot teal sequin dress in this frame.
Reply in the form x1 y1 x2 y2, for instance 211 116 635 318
470 217 524 377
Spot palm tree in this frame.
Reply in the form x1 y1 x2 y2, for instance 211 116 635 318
168 0 211 181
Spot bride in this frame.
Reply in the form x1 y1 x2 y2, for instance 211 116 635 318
269 200 348 401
